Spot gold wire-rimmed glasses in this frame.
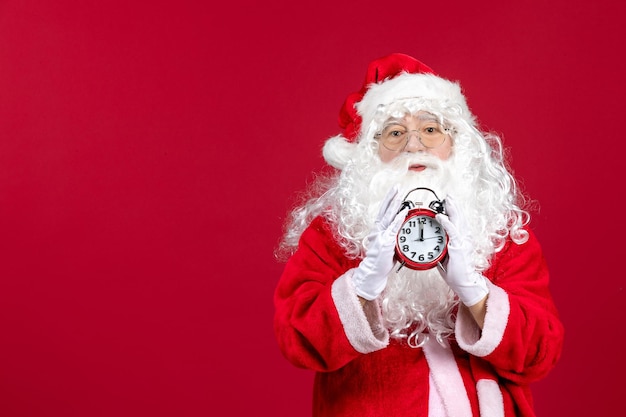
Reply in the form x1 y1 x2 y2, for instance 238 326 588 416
375 121 450 151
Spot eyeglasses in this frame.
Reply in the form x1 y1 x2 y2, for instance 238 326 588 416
375 122 450 151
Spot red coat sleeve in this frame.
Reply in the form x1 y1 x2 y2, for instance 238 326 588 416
273 216 366 371
455 229 565 385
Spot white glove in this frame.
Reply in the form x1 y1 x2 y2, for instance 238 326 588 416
435 196 489 306
353 186 407 300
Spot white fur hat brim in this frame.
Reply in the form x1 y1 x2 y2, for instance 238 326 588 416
356 72 471 129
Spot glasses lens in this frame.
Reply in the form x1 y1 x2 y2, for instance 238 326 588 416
418 124 446 148
380 125 408 150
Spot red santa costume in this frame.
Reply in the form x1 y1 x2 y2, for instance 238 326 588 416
274 53 564 417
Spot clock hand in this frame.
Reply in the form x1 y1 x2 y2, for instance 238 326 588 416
412 229 425 242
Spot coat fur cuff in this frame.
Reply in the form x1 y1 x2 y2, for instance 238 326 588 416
331 269 389 354
455 281 509 357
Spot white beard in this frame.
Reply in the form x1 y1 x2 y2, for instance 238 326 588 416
367 153 460 346
381 265 458 348
330 146 489 346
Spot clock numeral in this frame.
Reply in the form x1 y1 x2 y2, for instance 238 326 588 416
401 228 412 234
399 236 406 243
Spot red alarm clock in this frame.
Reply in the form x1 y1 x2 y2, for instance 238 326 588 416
395 188 448 270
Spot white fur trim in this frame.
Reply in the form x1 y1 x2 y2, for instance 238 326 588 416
477 379 505 417
356 72 471 134
456 281 510 357
331 269 389 353
428 373 447 417
322 134 357 169
423 338 473 417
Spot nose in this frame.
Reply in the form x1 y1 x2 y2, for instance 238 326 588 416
404 131 426 152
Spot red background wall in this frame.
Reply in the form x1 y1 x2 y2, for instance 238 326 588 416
1 1 624 416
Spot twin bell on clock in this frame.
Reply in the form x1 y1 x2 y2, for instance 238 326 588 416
395 187 448 271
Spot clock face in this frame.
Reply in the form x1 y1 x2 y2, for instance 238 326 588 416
395 208 448 270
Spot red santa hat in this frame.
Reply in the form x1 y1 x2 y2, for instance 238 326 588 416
323 53 472 169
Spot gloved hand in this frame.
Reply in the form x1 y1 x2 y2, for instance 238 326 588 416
435 196 489 306
353 186 407 300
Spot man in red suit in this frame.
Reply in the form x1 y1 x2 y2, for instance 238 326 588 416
274 53 564 417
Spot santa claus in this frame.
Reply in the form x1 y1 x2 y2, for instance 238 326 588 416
274 53 564 417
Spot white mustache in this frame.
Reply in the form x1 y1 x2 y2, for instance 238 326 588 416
392 153 444 170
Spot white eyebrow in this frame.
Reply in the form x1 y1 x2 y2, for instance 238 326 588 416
383 117 404 124
382 112 440 127
415 112 439 122
380 119 406 131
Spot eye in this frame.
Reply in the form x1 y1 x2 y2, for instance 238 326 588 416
383 125 407 138
422 125 440 135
